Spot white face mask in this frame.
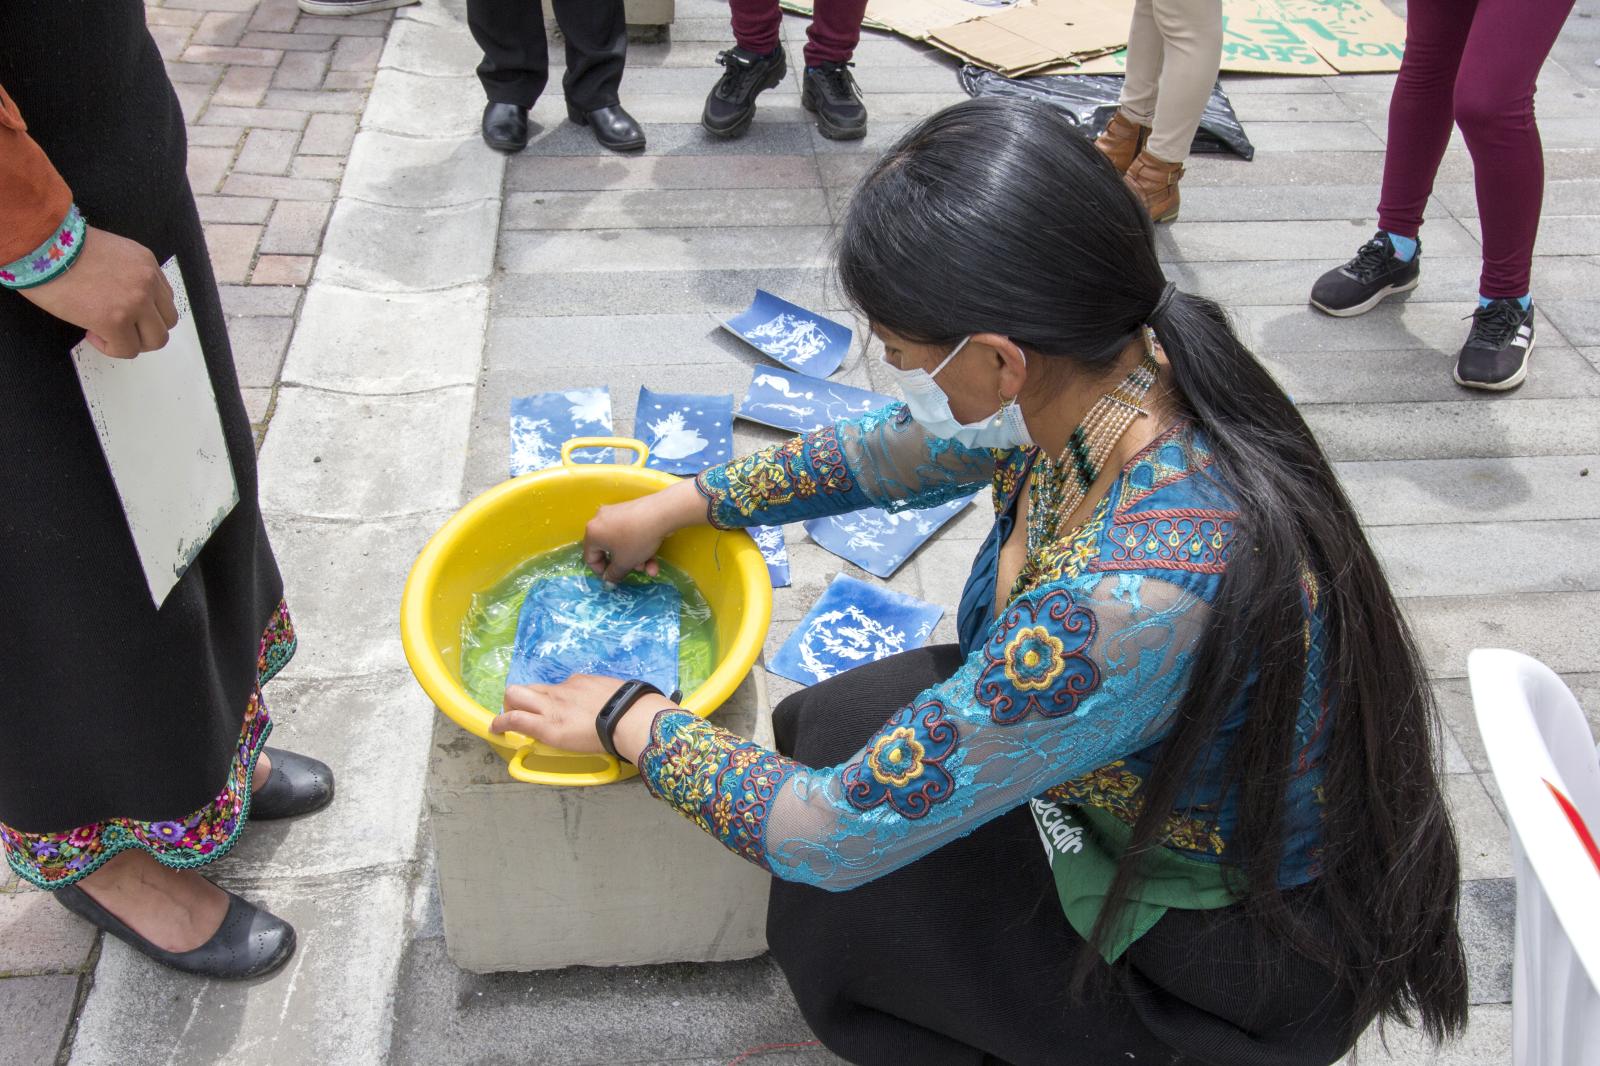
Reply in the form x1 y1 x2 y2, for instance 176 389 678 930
886 335 1034 450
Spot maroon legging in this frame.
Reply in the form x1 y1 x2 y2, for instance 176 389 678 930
729 0 869 68
1376 0 1576 298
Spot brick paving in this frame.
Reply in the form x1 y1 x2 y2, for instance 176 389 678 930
153 0 397 440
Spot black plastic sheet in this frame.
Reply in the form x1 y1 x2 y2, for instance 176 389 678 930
959 66 1255 162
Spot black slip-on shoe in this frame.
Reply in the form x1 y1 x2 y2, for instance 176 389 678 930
482 101 530 153
568 103 646 152
1310 232 1421 317
1455 299 1536 391
702 46 788 139
56 884 296 980
252 748 336 821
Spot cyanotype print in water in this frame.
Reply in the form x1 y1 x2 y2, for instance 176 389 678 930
507 572 681 697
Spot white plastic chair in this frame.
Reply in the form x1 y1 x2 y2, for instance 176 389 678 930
1467 649 1600 1066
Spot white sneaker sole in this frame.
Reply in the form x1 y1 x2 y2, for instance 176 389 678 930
1310 274 1419 318
1455 335 1533 392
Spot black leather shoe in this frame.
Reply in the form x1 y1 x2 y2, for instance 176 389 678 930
567 103 645 152
252 748 335 821
55 883 296 980
482 101 530 153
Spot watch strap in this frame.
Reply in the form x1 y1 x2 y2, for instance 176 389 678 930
595 679 667 762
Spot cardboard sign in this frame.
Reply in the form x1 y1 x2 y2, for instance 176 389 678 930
782 0 1405 77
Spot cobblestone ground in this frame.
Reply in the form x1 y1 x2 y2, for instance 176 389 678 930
1 0 1597 1063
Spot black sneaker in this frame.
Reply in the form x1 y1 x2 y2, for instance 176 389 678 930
1310 232 1421 317
802 62 867 140
1455 299 1535 391
702 46 788 139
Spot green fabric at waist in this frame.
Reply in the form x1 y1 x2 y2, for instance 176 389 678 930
1030 797 1239 963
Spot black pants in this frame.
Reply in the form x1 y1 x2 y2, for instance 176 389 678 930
466 0 626 112
767 646 1361 1066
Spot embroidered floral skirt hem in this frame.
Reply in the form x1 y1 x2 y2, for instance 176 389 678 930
0 603 296 889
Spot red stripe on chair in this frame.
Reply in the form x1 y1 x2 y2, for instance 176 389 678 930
1545 779 1600 874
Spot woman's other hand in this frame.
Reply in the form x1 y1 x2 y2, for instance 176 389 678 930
582 478 712 584
492 675 672 762
18 226 177 358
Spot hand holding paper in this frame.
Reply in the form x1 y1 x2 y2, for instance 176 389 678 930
19 226 178 358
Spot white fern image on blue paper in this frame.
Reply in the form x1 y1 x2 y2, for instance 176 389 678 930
804 495 976 578
636 387 734 476
769 574 944 686
745 313 830 366
509 387 613 476
750 524 791 588
723 290 851 378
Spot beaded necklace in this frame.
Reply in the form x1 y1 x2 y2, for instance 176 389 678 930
1012 329 1161 597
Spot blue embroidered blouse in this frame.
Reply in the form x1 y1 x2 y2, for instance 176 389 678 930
637 404 1331 893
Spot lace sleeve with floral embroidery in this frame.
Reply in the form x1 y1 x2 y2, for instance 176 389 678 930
693 403 1005 529
637 571 1209 890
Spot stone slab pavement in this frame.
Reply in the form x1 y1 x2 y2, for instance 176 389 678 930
2 0 1596 1063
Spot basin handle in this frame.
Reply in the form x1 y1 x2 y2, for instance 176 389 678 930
561 437 650 469
505 742 631 787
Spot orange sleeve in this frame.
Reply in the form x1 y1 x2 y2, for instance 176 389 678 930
0 81 74 266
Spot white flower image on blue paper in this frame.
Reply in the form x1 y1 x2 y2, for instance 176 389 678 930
737 367 895 434
768 574 944 686
723 290 851 379
509 387 613 476
804 495 976 579
750 524 791 588
636 387 734 476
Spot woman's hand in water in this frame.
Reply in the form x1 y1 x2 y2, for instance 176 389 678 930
492 675 673 762
582 478 711 584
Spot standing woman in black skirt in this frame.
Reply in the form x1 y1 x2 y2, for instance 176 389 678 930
1 4 334 979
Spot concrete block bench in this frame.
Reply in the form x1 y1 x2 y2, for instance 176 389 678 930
426 670 773 973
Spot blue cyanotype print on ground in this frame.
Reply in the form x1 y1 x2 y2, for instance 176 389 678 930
509 388 614 475
749 524 791 588
636 387 735 476
737 367 895 434
507 573 681 696
804 495 977 578
768 573 945 686
723 290 851 379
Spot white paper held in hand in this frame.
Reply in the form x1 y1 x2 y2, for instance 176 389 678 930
71 257 239 608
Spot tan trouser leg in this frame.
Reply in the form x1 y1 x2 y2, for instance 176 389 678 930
1118 0 1223 164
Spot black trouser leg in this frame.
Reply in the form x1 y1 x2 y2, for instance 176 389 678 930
552 0 627 112
467 0 550 108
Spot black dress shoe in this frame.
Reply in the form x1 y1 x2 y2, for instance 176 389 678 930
252 748 335 820
482 101 530 153
567 103 645 152
55 883 296 980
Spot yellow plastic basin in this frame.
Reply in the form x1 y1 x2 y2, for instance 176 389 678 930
400 437 772 786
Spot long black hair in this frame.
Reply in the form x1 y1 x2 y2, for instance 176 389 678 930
837 97 1467 1043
